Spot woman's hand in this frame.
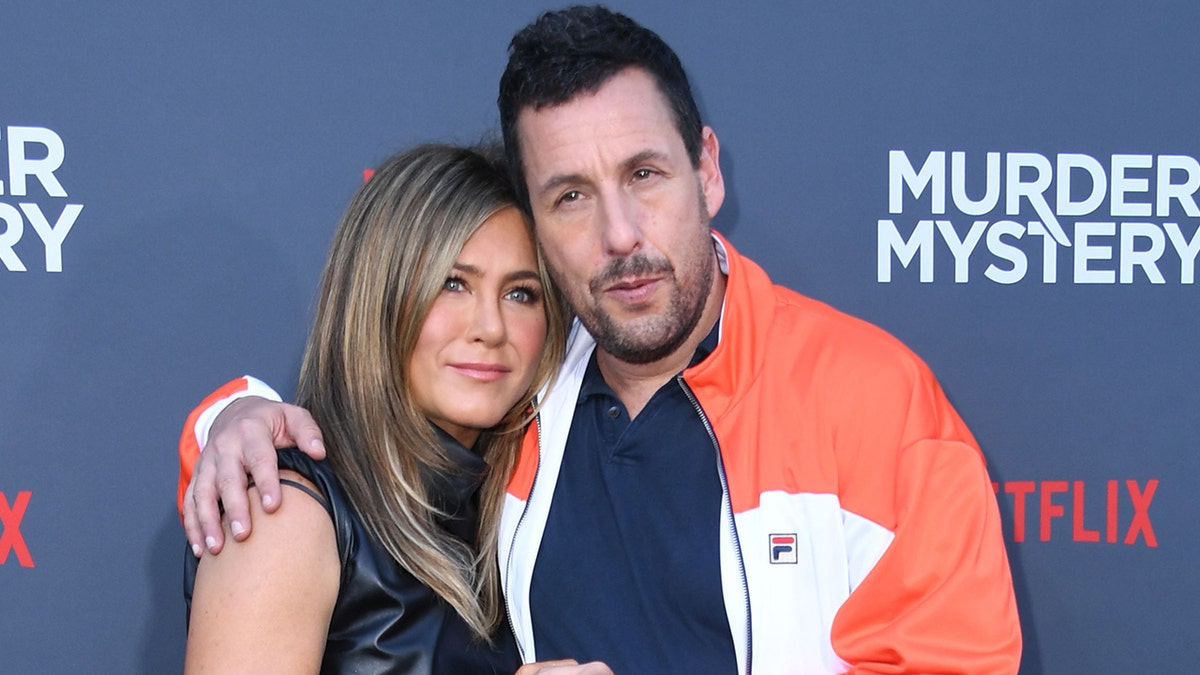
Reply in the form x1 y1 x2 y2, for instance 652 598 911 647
516 659 615 675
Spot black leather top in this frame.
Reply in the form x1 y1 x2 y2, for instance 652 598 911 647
184 433 520 674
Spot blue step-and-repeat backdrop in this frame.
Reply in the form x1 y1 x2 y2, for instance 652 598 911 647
2 2 1195 673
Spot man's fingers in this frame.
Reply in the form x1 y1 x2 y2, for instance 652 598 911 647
191 454 226 553
279 404 325 460
243 434 285 514
212 444 252 543
181 482 204 557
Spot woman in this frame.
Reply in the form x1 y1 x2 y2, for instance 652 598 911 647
183 144 570 673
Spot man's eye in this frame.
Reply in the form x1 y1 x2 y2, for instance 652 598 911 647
632 168 653 180
558 190 582 205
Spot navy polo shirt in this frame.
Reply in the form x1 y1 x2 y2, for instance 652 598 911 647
528 324 737 674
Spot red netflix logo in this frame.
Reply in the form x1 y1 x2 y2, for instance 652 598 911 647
0 490 34 567
992 479 1158 547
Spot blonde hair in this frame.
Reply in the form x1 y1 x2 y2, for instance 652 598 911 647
294 144 569 639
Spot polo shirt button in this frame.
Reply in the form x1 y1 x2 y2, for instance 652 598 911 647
606 406 620 419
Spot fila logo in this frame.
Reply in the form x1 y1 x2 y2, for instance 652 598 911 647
769 533 797 564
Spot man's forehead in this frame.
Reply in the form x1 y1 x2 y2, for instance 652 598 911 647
515 72 682 167
520 69 673 130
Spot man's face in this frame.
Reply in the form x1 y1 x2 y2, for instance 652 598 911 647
516 67 725 364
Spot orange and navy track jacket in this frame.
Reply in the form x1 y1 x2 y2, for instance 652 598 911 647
499 234 1022 674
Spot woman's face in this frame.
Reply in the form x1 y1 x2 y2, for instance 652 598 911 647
408 206 548 448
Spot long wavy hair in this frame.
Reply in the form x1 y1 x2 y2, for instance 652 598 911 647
294 143 569 640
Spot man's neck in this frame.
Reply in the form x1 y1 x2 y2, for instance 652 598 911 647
596 271 726 420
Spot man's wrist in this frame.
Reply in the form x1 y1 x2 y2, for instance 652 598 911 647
194 375 282 450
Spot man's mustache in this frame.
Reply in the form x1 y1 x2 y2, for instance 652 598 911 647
590 254 674 294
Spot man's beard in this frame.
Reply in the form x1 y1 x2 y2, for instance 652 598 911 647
557 233 715 366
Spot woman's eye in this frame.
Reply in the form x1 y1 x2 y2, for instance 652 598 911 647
506 286 540 304
443 277 465 292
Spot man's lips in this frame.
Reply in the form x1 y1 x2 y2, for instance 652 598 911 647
602 276 663 304
448 362 511 382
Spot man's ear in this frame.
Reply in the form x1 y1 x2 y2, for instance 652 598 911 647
697 126 725 219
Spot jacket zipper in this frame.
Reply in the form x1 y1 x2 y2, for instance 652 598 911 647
504 410 542 663
677 375 753 675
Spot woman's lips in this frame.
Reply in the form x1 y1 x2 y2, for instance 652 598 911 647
448 362 510 382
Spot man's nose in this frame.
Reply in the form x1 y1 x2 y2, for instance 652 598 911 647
597 191 644 257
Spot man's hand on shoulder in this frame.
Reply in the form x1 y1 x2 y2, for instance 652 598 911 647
183 396 325 556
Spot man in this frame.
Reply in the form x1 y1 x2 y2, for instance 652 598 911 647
181 6 1021 673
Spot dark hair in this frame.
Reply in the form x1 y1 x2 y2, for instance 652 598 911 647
498 5 704 212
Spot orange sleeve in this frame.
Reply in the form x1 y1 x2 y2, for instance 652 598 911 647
831 374 1022 674
177 377 253 518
